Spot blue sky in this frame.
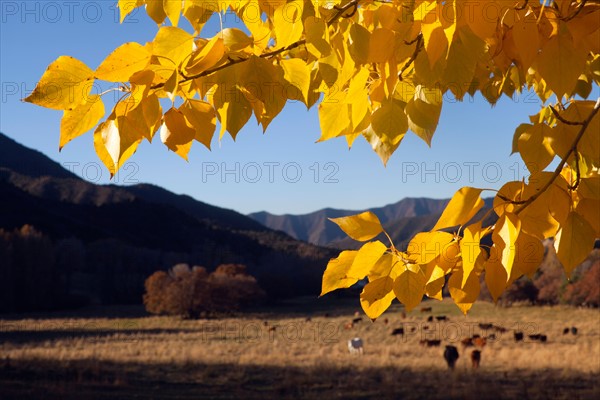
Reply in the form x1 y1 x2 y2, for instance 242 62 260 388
0 1 577 215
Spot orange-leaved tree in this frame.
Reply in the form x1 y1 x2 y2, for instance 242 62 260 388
26 0 599 317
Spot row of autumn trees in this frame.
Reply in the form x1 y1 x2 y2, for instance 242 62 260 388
143 263 266 318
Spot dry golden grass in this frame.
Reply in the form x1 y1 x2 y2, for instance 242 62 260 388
1 299 599 399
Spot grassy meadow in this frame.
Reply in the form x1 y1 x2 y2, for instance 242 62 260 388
0 298 599 399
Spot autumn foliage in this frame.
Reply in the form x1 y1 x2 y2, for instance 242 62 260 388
25 1 599 316
143 263 266 318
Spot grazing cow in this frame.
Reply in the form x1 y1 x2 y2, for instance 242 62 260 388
461 337 473 348
478 323 493 330
423 325 430 331
493 325 508 333
444 345 460 369
540 334 547 343
421 306 432 313
473 337 487 349
391 327 404 336
514 331 524 342
401 312 407 319
410 326 417 333
263 321 269 327
471 350 481 369
571 327 578 335
344 322 354 330
348 337 364 355
563 327 570 335
383 318 389 325
420 339 441 347
427 316 434 322
436 315 448 321
352 317 363 324
268 326 277 332
528 334 542 341
324 313 331 318
305 317 312 322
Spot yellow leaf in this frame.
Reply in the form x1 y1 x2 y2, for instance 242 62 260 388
512 11 540 69
239 2 271 51
320 250 359 296
425 276 445 301
494 181 524 217
371 99 408 143
554 211 597 277
369 28 395 63
579 176 600 200
491 213 521 281
367 252 396 281
318 101 351 141
186 36 225 75
448 267 480 315
516 123 555 173
151 26 195 67
484 249 507 303
519 172 570 238
406 85 442 146
329 211 384 242
160 107 196 160
393 267 426 312
60 95 105 149
576 198 600 237
443 27 487 100
24 56 94 110
536 23 588 99
180 99 216 150
305 16 330 58
433 187 484 231
407 231 454 265
220 28 253 52
460 222 483 288
280 59 311 105
118 0 144 23
93 117 142 177
360 276 395 320
346 67 371 129
274 0 303 49
163 0 182 26
348 240 388 278
362 126 403 166
209 84 252 140
513 230 544 278
146 0 167 24
348 23 371 64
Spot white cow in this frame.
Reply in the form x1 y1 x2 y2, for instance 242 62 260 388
348 337 364 355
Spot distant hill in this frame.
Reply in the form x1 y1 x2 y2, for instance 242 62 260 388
249 198 450 246
0 133 335 312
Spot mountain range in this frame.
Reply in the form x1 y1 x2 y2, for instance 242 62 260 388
0 133 335 311
250 197 496 249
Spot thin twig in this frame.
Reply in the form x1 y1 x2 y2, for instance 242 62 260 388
151 0 361 90
550 105 584 125
398 33 423 81
563 0 588 22
515 0 528 10
514 97 600 215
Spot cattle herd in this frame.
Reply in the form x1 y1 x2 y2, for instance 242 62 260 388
341 308 581 370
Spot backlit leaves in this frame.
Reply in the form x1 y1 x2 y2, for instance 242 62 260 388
329 211 383 242
26 0 600 314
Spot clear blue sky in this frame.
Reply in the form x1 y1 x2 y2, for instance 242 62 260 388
1 1 582 215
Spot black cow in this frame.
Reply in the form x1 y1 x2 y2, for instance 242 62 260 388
391 328 405 336
514 331 524 342
471 350 481 369
444 345 459 369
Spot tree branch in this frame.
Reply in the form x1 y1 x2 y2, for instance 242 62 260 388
514 97 600 215
398 33 423 81
151 0 361 90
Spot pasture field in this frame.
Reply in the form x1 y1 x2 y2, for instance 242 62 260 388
0 298 598 399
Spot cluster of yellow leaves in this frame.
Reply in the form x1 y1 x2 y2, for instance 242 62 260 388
26 0 600 169
24 1 599 312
